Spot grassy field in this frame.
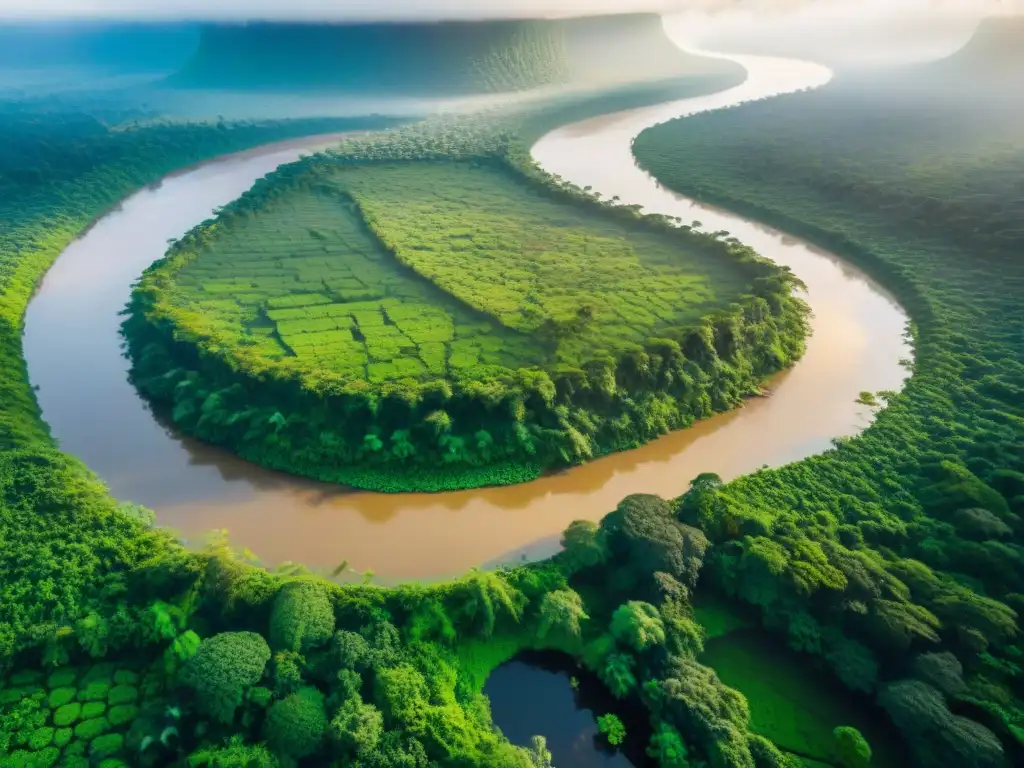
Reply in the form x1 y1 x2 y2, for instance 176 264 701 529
696 599 903 767
165 161 749 387
170 184 524 384
702 630 902 767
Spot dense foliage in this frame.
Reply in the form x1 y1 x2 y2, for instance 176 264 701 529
4 22 1023 768
633 47 1024 767
5 491 823 767
123 116 807 491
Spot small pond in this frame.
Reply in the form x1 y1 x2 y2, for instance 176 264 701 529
484 652 654 767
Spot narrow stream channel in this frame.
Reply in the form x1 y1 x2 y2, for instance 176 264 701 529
21 47 911 582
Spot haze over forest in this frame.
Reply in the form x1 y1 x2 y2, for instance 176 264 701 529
1 0 1022 20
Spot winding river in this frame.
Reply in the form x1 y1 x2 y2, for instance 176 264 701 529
22 49 911 583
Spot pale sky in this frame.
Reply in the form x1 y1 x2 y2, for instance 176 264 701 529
0 0 1019 21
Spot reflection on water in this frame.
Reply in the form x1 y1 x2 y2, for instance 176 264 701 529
484 652 652 768
22 50 911 582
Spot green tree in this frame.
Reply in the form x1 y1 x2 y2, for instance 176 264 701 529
833 726 871 768
271 651 305 697
560 520 606 571
611 601 666 651
450 570 525 639
528 735 553 768
647 723 690 767
912 652 965 697
601 495 709 592
263 686 328 761
601 652 637 698
878 680 1005 768
374 664 430 732
330 695 384 757
536 589 588 642
597 713 626 746
180 632 271 725
269 581 336 652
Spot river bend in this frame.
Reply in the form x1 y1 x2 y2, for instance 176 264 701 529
22 50 910 582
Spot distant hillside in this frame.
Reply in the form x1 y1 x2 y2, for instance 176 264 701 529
168 14 737 95
0 22 199 72
928 16 1024 80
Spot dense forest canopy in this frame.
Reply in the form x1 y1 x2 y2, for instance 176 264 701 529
168 14 742 95
631 18 1024 768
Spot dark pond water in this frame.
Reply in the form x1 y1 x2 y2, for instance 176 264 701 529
484 652 654 768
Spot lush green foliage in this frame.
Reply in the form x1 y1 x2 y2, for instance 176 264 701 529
833 726 872 768
180 632 271 725
0 660 167 766
597 713 626 746
269 582 336 653
634 46 1024 768
124 114 807 491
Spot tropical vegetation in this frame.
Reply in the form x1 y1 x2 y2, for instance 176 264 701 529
631 24 1024 768
1 16 1022 768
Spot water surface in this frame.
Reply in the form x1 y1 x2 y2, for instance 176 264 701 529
484 652 651 768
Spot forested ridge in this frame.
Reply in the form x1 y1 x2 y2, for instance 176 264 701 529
169 14 742 96
631 40 1024 768
121 108 808 492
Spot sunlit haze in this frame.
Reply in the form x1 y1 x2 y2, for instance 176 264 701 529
0 0 1020 20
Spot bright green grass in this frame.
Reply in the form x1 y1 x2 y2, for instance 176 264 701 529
339 162 749 364
165 161 749 385
691 595 753 640
701 629 901 767
171 184 528 381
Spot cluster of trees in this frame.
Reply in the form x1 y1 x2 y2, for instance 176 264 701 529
122 114 809 492
633 54 1024 767
4 488 816 767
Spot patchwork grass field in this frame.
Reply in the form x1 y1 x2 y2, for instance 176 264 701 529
170 185 526 384
164 161 749 387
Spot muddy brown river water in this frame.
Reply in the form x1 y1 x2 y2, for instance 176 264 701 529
22 51 911 583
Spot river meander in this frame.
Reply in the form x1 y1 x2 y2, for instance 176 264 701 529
22 50 911 582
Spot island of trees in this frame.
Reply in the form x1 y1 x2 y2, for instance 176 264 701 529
121 111 808 492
